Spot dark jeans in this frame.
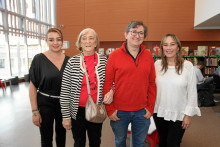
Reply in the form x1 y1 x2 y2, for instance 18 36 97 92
38 95 66 147
153 114 185 147
71 107 103 147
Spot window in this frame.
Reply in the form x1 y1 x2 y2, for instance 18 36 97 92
8 35 25 76
0 33 10 77
0 0 56 77
27 37 41 68
0 59 5 68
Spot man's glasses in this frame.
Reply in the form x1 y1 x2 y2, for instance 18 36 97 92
129 30 144 37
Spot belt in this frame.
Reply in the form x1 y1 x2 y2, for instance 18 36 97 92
38 91 60 98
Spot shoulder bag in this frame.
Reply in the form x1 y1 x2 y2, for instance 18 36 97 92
82 54 107 123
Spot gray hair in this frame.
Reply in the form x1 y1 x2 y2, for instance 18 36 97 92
76 28 100 51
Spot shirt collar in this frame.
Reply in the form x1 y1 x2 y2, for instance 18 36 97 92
125 43 141 62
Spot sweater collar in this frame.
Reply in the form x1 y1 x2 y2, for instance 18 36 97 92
121 42 145 52
125 43 141 62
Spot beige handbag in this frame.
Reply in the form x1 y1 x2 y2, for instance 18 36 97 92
82 54 107 123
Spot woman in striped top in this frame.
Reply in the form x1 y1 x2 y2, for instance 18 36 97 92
60 28 113 147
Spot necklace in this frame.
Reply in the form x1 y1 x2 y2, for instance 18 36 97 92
84 54 97 90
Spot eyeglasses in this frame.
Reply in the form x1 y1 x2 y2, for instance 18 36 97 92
129 30 144 37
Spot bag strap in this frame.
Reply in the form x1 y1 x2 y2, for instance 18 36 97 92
81 54 91 96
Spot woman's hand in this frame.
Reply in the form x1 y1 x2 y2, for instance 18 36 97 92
62 119 71 130
182 115 191 129
32 112 42 127
103 89 114 104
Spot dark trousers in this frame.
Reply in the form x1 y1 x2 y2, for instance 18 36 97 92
153 114 185 147
71 107 103 147
38 96 66 147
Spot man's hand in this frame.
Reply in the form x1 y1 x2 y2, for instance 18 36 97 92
144 108 152 119
109 110 120 121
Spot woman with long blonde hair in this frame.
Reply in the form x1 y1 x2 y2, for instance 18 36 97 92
153 34 201 147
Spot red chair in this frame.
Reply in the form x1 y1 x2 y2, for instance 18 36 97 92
146 130 159 147
0 79 6 92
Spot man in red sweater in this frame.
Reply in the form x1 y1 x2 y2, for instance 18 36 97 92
103 20 156 147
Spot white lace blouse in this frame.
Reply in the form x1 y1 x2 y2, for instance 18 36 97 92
154 60 201 122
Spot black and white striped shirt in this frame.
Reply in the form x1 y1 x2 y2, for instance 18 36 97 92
60 53 107 119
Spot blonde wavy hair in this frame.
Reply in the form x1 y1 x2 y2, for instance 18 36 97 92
160 33 184 75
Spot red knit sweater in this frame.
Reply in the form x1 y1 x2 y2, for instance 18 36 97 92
103 42 156 116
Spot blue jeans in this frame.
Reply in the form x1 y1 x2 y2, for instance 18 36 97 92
110 108 150 147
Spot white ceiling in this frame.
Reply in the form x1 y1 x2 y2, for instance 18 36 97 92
194 13 220 29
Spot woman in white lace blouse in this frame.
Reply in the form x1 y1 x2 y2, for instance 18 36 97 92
153 34 201 147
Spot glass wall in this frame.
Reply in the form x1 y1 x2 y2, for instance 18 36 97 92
8 35 23 76
0 0 56 77
0 33 10 77
27 38 41 68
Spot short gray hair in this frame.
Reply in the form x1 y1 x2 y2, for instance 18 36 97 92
76 28 100 51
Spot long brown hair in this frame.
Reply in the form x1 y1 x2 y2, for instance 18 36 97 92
160 34 184 75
